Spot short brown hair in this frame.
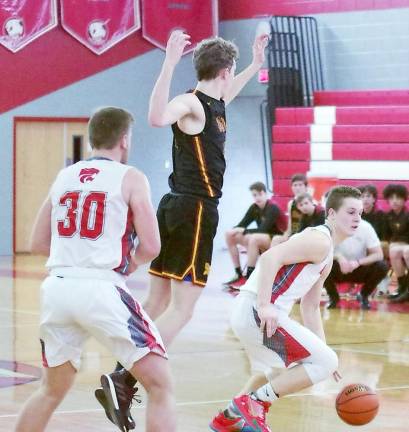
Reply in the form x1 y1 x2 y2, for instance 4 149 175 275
295 192 313 205
358 184 378 200
325 186 361 215
89 107 134 150
249 182 266 193
383 183 408 201
193 37 239 81
291 173 308 185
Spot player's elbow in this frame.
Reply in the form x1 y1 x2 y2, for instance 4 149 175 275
143 240 161 261
148 113 166 128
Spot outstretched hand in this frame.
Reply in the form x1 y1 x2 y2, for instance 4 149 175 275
165 30 191 67
252 33 269 68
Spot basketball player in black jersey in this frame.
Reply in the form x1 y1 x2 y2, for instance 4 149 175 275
95 30 269 430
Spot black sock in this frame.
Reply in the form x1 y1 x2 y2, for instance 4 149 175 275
235 267 242 277
397 275 408 291
246 266 255 278
123 370 137 387
115 363 137 387
115 362 124 372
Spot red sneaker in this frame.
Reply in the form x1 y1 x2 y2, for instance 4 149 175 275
209 411 246 431
232 395 272 432
229 276 247 290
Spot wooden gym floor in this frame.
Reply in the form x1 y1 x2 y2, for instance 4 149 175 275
0 253 408 431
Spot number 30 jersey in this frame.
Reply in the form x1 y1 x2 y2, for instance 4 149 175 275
46 158 136 275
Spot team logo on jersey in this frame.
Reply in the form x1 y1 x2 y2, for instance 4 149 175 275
79 168 100 183
203 262 211 276
215 116 226 133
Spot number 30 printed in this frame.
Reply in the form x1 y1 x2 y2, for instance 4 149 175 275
57 191 107 240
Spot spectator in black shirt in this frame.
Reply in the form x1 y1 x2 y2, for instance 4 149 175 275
224 182 282 287
383 184 409 302
358 184 387 257
271 173 308 246
295 193 325 232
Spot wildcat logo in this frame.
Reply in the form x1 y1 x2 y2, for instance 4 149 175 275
79 168 100 183
215 116 226 133
5 18 24 39
203 262 211 276
88 20 108 45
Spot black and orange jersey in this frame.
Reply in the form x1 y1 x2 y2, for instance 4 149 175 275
168 89 226 202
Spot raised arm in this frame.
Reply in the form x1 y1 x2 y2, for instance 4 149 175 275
224 34 268 105
148 31 193 127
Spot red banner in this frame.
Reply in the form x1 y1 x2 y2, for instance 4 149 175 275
61 0 141 55
0 0 57 53
142 0 218 53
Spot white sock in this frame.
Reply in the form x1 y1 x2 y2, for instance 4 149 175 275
253 383 279 403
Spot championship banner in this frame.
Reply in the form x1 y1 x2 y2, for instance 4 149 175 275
61 0 141 55
142 0 218 53
0 0 57 53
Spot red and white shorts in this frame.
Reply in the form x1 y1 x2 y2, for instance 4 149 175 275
230 291 338 384
40 267 166 371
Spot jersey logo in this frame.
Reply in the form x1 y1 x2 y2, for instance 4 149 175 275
215 116 226 133
203 262 211 276
79 168 100 183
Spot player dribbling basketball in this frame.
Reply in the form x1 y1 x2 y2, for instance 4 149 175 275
210 186 362 432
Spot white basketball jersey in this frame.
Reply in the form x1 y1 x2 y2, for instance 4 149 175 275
242 225 333 314
46 158 136 275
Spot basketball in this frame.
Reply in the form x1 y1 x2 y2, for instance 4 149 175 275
336 384 379 425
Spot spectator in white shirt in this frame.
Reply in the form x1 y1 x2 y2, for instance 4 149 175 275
325 219 388 310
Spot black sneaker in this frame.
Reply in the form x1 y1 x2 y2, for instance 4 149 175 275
357 293 371 310
326 298 339 309
390 289 409 303
99 370 140 431
95 388 115 426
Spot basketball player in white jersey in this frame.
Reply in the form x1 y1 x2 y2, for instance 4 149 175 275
15 107 176 432
210 186 363 432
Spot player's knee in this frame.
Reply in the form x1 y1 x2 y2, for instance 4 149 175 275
318 348 338 379
41 382 67 406
144 367 174 395
305 348 338 384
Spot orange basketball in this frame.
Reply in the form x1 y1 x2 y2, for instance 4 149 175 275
336 383 379 426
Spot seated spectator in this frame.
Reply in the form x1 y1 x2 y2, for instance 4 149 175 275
358 184 385 238
325 219 388 310
224 182 282 287
295 192 325 232
383 184 409 302
357 184 391 296
271 173 308 246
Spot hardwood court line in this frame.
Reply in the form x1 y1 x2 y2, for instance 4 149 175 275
0 307 39 316
333 346 408 357
1 384 408 419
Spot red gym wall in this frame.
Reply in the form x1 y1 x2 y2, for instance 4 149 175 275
0 28 152 114
220 0 409 20
3 0 409 114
